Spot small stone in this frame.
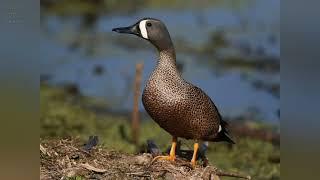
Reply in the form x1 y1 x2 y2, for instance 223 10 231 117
134 153 152 165
164 172 175 180
71 154 80 160
211 174 220 180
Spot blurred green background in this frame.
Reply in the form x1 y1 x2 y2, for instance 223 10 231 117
40 0 280 179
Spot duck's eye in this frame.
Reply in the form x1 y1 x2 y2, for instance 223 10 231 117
147 22 152 27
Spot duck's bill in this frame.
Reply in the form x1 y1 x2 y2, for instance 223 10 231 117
112 24 139 35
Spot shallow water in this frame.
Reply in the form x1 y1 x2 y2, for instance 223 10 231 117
41 0 280 124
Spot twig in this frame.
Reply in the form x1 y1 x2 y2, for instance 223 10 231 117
202 166 251 180
215 169 251 180
80 163 107 173
126 171 151 177
131 63 144 146
216 169 251 180
40 144 51 156
40 144 47 155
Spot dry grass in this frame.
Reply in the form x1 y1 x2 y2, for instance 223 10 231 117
40 138 251 180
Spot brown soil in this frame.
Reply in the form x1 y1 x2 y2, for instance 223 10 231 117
40 138 251 180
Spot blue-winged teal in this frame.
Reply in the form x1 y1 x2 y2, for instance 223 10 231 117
113 18 234 168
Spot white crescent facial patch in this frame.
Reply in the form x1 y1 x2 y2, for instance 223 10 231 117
218 125 222 133
139 20 148 39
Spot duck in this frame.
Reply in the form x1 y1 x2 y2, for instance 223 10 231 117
112 18 234 168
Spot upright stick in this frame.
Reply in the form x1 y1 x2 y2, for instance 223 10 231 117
131 63 144 146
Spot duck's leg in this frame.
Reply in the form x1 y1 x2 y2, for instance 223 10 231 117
151 137 177 163
191 141 199 168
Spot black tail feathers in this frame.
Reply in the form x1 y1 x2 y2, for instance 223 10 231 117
216 119 235 144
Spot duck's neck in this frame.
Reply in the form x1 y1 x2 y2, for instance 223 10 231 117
157 48 178 72
152 48 184 82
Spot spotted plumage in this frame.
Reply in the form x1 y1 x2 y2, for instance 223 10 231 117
112 18 234 166
142 49 228 142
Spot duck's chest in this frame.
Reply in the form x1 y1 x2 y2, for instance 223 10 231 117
142 71 186 117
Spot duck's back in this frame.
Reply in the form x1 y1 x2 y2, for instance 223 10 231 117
142 67 221 140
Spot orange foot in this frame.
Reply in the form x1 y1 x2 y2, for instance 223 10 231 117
150 137 177 165
151 155 175 164
191 159 197 169
190 142 199 169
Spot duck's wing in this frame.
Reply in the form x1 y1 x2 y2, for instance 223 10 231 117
188 83 235 144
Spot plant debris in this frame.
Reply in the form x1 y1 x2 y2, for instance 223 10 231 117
40 138 250 180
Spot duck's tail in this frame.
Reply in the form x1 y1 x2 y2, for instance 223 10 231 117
215 119 235 144
205 118 235 144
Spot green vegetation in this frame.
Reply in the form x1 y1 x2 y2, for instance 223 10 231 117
41 85 279 179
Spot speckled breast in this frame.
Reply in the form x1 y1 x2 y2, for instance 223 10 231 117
142 75 220 140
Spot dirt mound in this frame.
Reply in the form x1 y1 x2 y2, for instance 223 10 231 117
40 138 250 180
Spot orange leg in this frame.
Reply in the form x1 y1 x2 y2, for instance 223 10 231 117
151 137 177 163
191 142 199 168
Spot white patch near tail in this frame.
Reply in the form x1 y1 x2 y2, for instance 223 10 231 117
218 125 222 133
139 20 148 39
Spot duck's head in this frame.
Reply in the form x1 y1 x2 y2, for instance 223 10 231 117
112 18 173 51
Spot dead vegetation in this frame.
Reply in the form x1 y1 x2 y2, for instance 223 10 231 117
40 138 251 180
